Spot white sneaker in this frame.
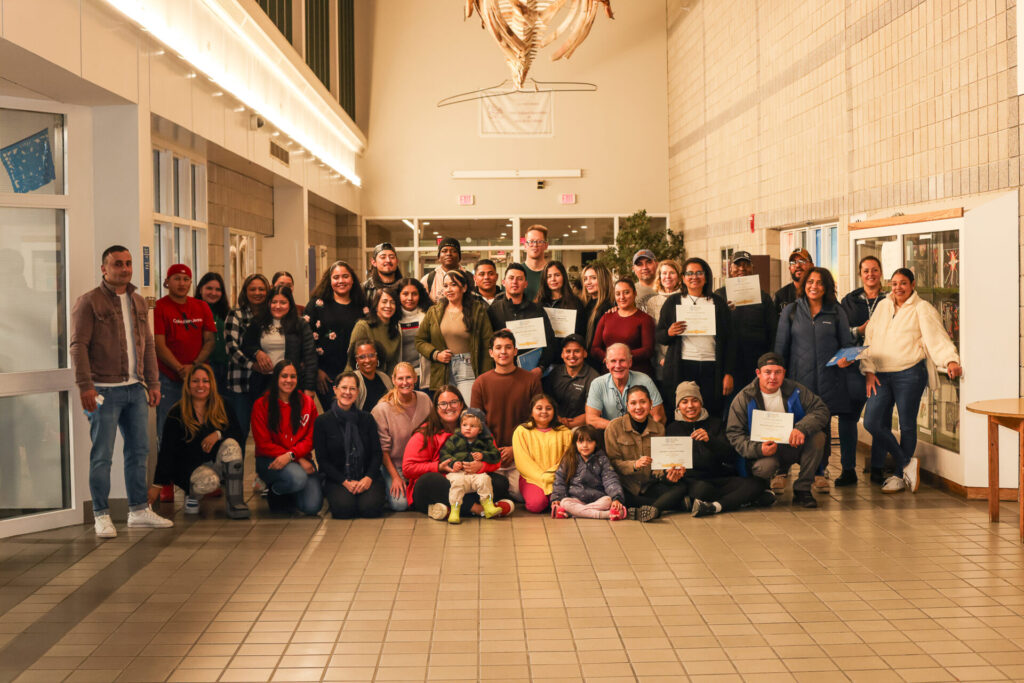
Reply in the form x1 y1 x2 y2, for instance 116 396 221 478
127 507 174 528
427 503 449 521
881 475 906 494
94 514 116 538
903 457 920 493
184 496 200 514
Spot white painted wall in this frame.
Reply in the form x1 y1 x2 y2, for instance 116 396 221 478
359 0 669 219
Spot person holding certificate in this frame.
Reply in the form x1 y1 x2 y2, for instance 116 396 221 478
538 261 586 338
580 263 615 369
591 279 656 376
775 267 855 494
713 252 777 390
725 352 829 508
487 263 557 374
414 269 494 403
656 257 735 418
861 268 962 494
837 255 884 486
665 382 773 518
644 259 682 381
604 385 684 522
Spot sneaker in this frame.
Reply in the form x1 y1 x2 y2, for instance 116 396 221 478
427 503 449 521
638 505 660 523
792 491 817 508
834 470 858 487
159 485 174 502
691 499 716 518
551 505 569 519
881 475 906 494
870 468 886 484
770 474 788 492
495 499 515 517
126 507 173 528
903 457 920 493
94 514 116 538
608 506 625 521
184 497 200 514
813 475 830 492
753 490 777 508
626 507 637 520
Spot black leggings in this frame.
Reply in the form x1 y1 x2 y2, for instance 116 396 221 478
687 476 766 512
624 479 688 512
323 479 386 519
412 472 510 514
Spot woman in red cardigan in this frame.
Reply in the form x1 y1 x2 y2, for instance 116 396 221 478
251 360 323 515
590 279 656 375
401 385 514 520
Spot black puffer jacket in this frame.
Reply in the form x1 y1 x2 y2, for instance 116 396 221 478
666 413 737 479
775 298 854 414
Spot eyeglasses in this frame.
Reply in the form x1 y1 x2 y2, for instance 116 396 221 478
790 258 810 265
683 270 704 277
524 240 547 246
437 400 461 409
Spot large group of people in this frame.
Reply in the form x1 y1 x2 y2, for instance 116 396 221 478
69 234 962 537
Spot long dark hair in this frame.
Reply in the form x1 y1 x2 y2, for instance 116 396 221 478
237 273 271 311
682 257 714 297
437 269 477 334
266 360 303 434
395 277 431 312
417 384 465 439
799 267 838 306
557 424 601 487
195 272 229 319
537 261 580 307
521 393 569 432
366 288 400 338
310 260 366 309
256 285 301 335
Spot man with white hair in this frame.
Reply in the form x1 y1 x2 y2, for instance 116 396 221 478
585 343 665 428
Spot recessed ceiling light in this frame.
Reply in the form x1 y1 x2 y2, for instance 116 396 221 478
563 233 569 237
571 229 578 233
423 221 431 226
580 225 588 229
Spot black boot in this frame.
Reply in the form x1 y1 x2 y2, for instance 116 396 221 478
870 467 885 484
834 470 858 487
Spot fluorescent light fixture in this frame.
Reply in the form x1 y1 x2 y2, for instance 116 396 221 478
102 0 364 186
580 225 587 229
185 72 197 78
422 221 431 226
402 219 416 230
451 169 582 179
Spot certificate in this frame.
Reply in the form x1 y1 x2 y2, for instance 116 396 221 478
650 436 693 470
544 307 577 338
725 275 762 307
676 299 716 336
749 410 794 443
506 317 546 349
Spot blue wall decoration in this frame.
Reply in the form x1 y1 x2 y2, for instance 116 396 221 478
0 129 56 193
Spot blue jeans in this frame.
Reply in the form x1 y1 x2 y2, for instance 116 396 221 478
223 390 254 453
863 361 929 475
157 375 182 445
88 383 151 514
450 353 475 405
381 465 409 512
255 459 323 515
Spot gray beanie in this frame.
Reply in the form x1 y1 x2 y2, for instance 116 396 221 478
675 381 702 407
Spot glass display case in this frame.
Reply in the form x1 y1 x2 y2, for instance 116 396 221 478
854 228 961 453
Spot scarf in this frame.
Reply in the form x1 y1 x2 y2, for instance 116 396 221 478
331 402 366 480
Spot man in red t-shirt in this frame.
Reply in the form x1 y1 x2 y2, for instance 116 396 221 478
154 264 216 496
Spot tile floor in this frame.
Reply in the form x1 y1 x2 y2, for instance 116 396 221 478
2 465 1024 683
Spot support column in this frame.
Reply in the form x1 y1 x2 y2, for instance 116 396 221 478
268 179 310 299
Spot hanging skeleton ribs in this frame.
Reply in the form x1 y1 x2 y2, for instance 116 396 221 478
465 0 614 89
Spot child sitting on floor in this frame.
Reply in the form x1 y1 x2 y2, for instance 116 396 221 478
550 425 626 520
438 411 502 523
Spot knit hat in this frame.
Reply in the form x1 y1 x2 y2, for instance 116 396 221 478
437 237 461 257
166 263 192 279
675 381 702 407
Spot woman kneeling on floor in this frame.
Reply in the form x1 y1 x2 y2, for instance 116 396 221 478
149 363 249 518
605 385 686 522
316 371 386 519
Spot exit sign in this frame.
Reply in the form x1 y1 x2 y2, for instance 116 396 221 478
457 194 475 206
560 193 577 205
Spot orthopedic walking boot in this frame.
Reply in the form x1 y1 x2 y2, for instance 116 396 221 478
223 458 250 519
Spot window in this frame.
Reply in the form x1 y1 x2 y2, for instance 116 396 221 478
338 0 355 118
228 230 259 306
780 223 839 275
152 147 208 295
306 0 330 89
256 0 293 41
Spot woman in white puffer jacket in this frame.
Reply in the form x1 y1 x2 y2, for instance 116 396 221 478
861 268 962 494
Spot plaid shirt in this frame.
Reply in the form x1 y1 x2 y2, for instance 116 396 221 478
224 307 255 393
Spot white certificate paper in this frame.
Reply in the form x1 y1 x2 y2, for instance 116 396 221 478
506 317 546 349
676 299 716 336
650 436 693 470
544 307 577 338
750 410 794 443
725 275 762 307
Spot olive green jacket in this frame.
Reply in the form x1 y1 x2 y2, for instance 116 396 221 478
414 299 494 390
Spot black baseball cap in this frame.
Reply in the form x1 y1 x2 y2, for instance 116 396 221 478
756 352 786 369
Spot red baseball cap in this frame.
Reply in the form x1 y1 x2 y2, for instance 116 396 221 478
166 264 192 279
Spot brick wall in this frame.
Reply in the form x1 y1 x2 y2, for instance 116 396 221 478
207 161 275 274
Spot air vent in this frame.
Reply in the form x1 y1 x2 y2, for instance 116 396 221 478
270 140 289 165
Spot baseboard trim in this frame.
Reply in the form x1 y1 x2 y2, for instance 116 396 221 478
919 469 1018 500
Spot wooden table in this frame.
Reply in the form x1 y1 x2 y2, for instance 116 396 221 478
966 398 1024 540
